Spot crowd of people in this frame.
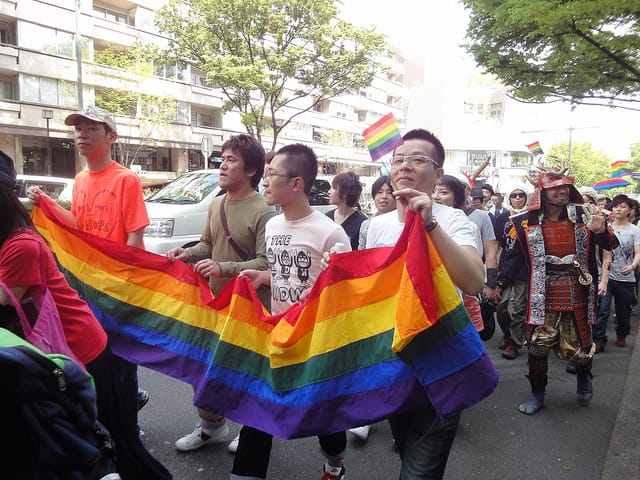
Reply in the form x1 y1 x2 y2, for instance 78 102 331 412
1 104 637 480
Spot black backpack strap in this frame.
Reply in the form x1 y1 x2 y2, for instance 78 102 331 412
220 195 251 261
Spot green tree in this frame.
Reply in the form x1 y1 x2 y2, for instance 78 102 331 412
92 44 176 167
155 0 387 150
462 1 640 110
547 142 612 187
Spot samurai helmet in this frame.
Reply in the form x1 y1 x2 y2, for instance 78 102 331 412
525 163 583 210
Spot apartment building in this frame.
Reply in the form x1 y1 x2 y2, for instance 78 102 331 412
0 0 407 181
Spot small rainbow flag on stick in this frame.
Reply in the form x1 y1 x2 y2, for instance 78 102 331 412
526 141 544 155
611 160 632 178
363 113 404 161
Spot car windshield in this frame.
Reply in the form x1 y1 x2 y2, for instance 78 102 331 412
145 171 220 204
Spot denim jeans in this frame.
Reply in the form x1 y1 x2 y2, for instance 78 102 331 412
594 279 635 345
389 408 461 480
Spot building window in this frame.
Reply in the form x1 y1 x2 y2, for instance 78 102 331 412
0 76 15 100
191 72 213 89
94 4 132 25
19 23 75 58
134 7 156 33
176 101 190 124
156 61 188 82
21 74 76 107
313 100 329 113
312 127 326 143
94 86 137 116
0 21 16 45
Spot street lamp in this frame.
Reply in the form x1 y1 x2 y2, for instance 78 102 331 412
42 109 53 174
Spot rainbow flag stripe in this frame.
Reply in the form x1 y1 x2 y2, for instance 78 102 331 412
611 160 632 178
526 141 544 155
362 113 404 161
32 201 498 439
593 178 631 190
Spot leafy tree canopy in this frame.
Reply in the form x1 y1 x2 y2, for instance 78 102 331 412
462 0 640 110
92 43 177 167
155 0 387 150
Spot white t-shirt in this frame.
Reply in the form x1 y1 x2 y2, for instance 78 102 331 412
266 209 351 314
366 202 479 251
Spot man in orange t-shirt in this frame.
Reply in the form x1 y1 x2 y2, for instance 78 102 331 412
29 106 148 247
27 107 170 479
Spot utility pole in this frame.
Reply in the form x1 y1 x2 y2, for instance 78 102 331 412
42 109 53 175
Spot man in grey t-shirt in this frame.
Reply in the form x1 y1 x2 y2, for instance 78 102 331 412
593 194 640 350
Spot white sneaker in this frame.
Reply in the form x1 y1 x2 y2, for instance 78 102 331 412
227 433 240 453
175 422 229 452
348 425 370 441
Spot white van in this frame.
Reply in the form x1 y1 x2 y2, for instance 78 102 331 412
143 169 334 254
16 174 74 205
144 170 224 254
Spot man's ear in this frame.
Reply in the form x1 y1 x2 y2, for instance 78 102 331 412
292 177 304 192
107 131 118 144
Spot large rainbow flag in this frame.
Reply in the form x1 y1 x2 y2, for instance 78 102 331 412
32 200 498 439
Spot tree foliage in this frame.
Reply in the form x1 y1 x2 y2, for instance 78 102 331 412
92 44 176 167
462 0 640 110
547 142 611 187
155 0 387 150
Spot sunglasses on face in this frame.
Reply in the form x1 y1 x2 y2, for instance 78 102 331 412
510 193 526 199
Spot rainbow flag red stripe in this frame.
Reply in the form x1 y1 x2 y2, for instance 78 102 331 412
611 160 632 178
362 113 404 161
32 200 498 439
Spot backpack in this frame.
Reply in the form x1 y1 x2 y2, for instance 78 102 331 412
0 327 118 479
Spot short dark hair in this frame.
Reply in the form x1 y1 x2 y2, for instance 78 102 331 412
611 194 634 209
400 128 445 167
332 172 362 207
221 134 265 189
276 143 318 196
371 175 393 197
438 174 467 209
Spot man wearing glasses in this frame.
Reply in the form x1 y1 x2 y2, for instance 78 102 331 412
365 129 485 480
234 143 351 480
167 134 276 453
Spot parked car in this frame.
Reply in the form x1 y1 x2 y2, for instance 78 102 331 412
16 174 74 205
143 170 334 254
144 170 223 255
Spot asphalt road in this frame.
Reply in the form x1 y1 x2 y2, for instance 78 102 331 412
137 315 638 480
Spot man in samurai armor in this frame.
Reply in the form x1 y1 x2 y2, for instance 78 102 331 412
498 166 618 415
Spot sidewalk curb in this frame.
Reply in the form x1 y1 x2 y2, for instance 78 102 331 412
601 324 640 480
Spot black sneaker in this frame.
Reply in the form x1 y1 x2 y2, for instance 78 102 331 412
137 390 150 411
